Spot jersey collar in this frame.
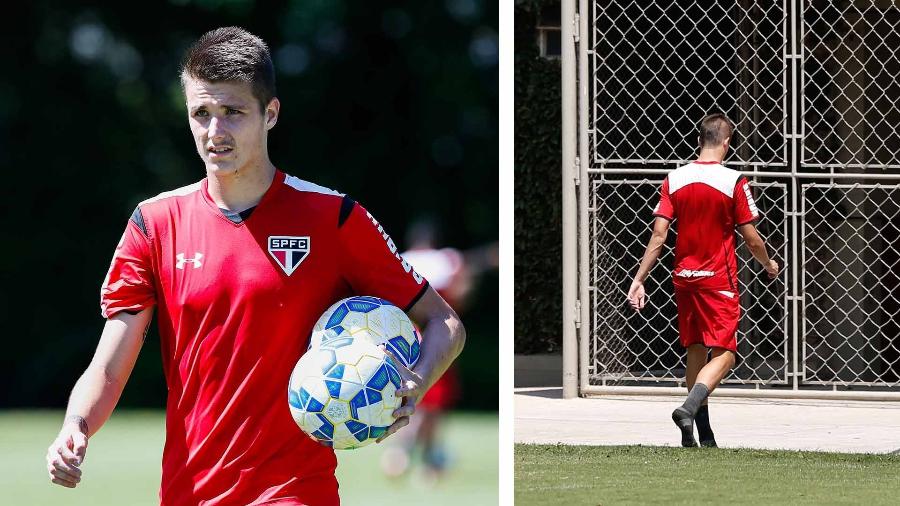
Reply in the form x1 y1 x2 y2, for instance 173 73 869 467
693 160 720 165
200 169 285 226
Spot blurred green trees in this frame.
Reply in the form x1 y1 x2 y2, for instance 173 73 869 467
514 0 562 353
0 1 496 409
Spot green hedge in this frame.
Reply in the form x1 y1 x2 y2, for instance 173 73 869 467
514 0 563 353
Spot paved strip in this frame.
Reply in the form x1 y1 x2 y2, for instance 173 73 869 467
515 387 900 454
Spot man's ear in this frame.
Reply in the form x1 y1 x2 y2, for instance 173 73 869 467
265 97 280 130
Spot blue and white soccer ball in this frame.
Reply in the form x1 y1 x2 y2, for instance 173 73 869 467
288 336 402 449
309 296 421 369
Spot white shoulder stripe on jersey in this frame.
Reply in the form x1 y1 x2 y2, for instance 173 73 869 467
283 174 343 196
668 163 741 197
138 181 202 207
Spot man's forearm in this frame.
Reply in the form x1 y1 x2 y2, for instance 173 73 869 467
745 238 771 267
63 366 127 437
633 233 667 283
412 316 466 393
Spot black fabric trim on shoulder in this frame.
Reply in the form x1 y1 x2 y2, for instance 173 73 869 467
130 206 148 236
735 218 759 227
652 213 673 222
404 282 431 312
338 195 356 228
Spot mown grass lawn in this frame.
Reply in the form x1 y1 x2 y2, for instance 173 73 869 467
1 410 497 506
516 444 900 506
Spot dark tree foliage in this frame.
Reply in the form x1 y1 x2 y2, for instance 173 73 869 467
515 0 562 353
0 1 497 409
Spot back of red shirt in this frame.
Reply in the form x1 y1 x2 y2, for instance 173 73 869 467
652 161 759 292
101 171 428 505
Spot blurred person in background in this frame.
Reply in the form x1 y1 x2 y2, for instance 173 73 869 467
381 218 497 483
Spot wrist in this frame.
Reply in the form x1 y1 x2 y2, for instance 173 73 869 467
409 362 437 396
64 415 89 435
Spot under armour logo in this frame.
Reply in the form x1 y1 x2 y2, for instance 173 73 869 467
176 252 203 269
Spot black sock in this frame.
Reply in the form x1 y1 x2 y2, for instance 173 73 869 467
681 383 710 416
696 405 715 442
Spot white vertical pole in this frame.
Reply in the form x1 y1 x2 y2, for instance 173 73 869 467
791 0 801 391
577 0 590 393
562 0 578 398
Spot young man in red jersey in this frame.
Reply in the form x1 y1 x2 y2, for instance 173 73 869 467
626 113 778 447
45 27 465 505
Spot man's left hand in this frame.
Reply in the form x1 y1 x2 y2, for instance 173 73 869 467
377 348 425 443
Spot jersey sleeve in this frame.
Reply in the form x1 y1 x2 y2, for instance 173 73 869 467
652 177 675 221
733 177 760 226
338 199 429 311
100 211 157 318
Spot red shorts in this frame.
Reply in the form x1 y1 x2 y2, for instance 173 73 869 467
674 288 739 352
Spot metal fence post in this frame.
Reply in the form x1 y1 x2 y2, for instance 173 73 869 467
578 0 591 394
562 0 579 398
790 0 801 391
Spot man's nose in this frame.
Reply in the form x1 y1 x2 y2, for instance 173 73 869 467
208 116 226 140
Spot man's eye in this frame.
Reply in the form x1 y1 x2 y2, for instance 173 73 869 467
194 110 208 118
226 108 241 115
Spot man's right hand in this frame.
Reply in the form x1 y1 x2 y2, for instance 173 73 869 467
765 259 779 279
627 280 647 311
46 419 88 488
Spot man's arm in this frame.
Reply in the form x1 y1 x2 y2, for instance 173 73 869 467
378 286 465 441
737 223 779 278
406 286 466 390
46 308 153 488
627 217 670 311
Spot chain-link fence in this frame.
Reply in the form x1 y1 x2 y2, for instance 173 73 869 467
591 1 786 167
588 0 900 169
802 184 900 386
569 0 900 397
803 2 900 169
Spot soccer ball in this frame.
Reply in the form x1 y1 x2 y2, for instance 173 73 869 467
288 336 402 449
309 296 421 369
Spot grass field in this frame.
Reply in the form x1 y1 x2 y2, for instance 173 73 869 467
516 444 900 506
1 410 497 505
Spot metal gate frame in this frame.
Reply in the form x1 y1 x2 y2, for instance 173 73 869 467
561 0 900 399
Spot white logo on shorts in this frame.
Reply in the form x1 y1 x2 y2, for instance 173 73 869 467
717 290 735 299
676 269 715 278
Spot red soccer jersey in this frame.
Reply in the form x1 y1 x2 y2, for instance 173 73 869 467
652 161 759 291
101 170 428 506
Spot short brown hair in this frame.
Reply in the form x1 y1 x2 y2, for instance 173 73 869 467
698 113 733 148
180 27 276 113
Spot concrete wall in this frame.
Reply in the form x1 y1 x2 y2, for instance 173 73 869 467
515 354 563 387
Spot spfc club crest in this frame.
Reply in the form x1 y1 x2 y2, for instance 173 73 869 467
268 236 310 276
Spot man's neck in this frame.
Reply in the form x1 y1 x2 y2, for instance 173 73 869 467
696 149 725 163
207 161 277 212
